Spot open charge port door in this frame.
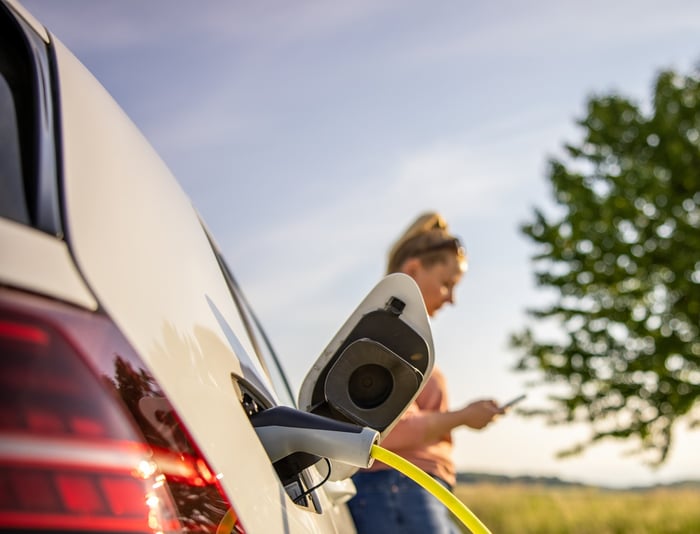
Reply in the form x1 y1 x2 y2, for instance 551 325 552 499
298 273 435 481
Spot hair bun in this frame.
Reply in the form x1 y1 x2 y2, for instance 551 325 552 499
413 212 449 235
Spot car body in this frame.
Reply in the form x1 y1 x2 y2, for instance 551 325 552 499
0 2 436 533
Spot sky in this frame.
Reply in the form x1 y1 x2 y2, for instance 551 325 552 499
21 0 700 488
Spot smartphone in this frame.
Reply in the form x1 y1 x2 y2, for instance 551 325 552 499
501 394 526 410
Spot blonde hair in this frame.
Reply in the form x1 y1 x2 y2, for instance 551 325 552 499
386 212 467 274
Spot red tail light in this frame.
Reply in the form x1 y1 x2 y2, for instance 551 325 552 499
0 288 245 533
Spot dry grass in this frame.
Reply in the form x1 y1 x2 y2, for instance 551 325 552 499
452 483 700 533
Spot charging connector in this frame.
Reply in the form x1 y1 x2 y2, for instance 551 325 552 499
251 407 492 533
251 406 379 473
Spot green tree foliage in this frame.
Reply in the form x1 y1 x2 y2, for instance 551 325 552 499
511 65 700 464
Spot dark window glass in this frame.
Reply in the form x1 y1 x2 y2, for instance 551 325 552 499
0 6 31 225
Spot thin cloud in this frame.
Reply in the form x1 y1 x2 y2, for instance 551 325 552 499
405 0 700 65
389 117 568 219
23 0 396 52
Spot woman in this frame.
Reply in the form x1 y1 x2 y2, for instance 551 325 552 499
347 212 503 534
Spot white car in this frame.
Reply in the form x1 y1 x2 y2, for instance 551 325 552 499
0 1 435 533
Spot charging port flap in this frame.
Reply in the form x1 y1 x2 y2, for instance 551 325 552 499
298 273 434 480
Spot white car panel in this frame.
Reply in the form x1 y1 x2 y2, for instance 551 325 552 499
0 218 97 310
50 35 345 533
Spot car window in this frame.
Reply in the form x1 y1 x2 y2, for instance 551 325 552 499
0 3 60 235
202 228 297 408
0 14 31 225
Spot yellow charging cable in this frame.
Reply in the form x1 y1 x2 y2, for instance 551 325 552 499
370 444 492 534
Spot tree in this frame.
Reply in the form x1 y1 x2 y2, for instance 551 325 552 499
511 64 700 465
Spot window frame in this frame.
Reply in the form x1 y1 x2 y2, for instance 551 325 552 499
0 2 62 236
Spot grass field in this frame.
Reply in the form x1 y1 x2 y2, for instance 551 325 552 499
452 483 700 533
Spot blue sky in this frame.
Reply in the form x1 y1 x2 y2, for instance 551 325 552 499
23 0 700 487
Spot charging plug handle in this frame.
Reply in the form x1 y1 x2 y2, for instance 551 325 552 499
252 406 379 468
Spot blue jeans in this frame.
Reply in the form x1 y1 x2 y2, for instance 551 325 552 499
347 470 460 534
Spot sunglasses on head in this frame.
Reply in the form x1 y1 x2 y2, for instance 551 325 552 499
413 236 465 257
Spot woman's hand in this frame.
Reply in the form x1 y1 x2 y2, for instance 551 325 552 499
459 399 504 429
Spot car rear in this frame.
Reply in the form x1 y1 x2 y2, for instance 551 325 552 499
0 1 356 532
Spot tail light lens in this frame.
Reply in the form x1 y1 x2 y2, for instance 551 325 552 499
0 288 245 533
